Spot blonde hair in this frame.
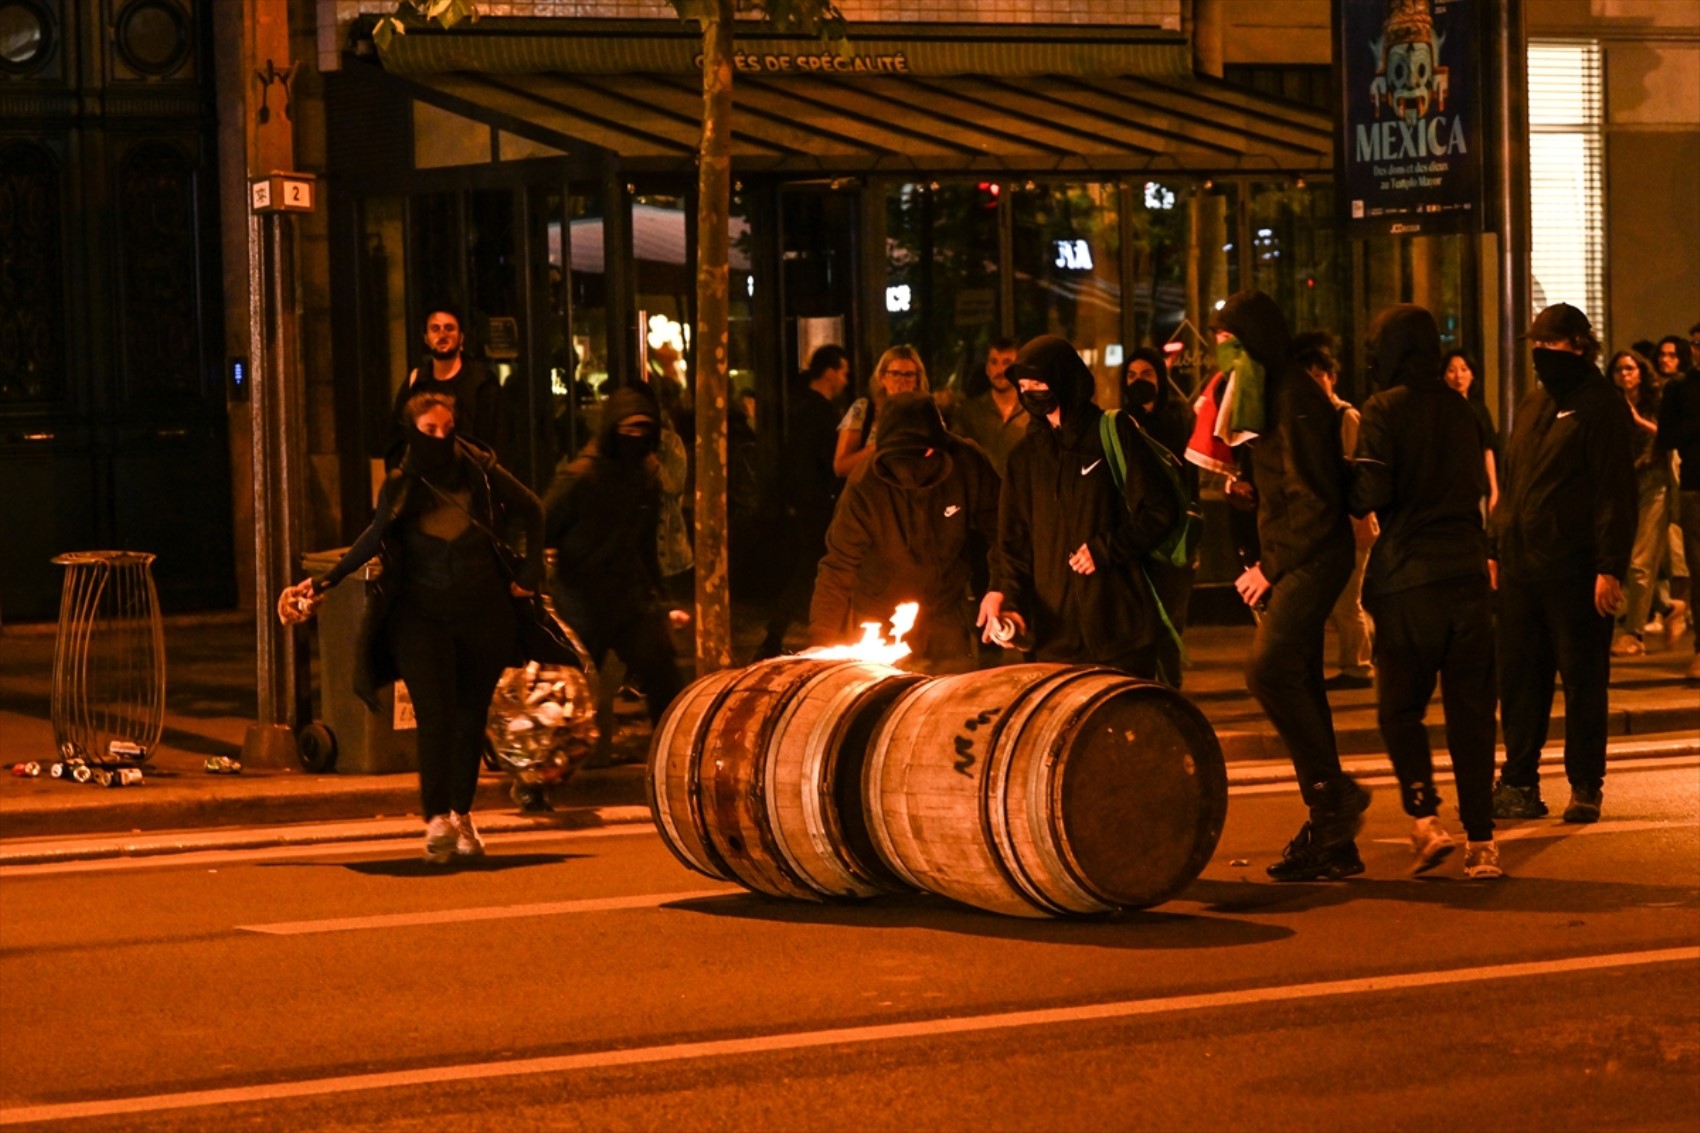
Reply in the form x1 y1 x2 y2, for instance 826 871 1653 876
871 345 928 408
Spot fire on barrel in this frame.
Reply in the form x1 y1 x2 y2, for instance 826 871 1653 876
646 607 1228 919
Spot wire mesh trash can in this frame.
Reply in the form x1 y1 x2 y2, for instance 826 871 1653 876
51 551 166 766
300 550 417 774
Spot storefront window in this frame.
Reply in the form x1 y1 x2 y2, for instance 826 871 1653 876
567 189 608 400
1248 180 1347 351
1126 178 1189 351
882 181 1002 392
729 188 756 417
633 191 693 426
1012 181 1122 406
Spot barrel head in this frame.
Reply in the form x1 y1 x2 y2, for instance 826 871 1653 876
1053 687 1227 908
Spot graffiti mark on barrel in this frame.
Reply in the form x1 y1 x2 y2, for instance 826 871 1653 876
952 709 1001 777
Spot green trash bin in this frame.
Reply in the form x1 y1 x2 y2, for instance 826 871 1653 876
300 550 417 774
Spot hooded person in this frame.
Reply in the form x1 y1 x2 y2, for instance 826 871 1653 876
1349 304 1503 878
1215 289 1366 883
978 335 1180 680
1489 303 1637 824
809 392 1000 673
543 386 682 739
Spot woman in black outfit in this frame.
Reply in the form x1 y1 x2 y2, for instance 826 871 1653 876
1442 349 1500 515
280 392 543 863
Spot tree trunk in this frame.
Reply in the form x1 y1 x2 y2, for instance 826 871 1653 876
693 0 734 674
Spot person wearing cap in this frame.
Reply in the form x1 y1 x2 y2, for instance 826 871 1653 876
1490 303 1637 823
809 392 1000 673
1655 322 1700 680
977 335 1179 681
1215 290 1366 882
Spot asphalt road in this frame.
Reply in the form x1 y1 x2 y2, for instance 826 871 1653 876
2 760 1697 1132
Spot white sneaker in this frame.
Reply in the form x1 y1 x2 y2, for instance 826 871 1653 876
1464 839 1504 879
423 814 457 864
451 811 485 858
1409 815 1455 875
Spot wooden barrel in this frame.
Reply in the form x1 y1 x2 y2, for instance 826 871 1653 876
647 657 926 901
864 664 1226 918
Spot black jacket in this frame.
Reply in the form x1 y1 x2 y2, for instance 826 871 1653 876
1490 350 1637 581
389 357 503 455
315 434 543 707
1657 371 1700 491
809 393 1000 662
543 387 664 605
994 337 1177 665
1349 305 1489 599
1216 290 1352 583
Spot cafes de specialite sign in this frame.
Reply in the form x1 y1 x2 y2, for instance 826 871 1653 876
1337 0 1486 238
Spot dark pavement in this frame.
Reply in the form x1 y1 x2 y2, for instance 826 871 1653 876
2 597 1696 842
1 759 1695 1130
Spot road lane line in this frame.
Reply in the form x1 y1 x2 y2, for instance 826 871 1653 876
236 889 742 934
1370 817 1697 845
3 945 1694 1126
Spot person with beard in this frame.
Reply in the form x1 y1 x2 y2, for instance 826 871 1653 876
953 337 1027 478
977 336 1179 680
1491 304 1637 823
1123 347 1201 667
1216 290 1365 882
388 306 503 455
810 392 1000 673
280 392 543 863
543 387 682 741
1350 306 1502 879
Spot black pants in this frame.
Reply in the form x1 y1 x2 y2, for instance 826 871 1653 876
761 512 831 654
558 589 682 725
388 593 515 819
1498 572 1613 793
1245 544 1355 808
1369 577 1497 841
1682 490 1700 646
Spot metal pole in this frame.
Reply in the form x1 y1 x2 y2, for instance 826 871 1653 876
1493 0 1531 431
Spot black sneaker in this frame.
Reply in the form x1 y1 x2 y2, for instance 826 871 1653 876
1310 776 1372 849
1267 822 1366 882
1491 780 1548 819
1322 672 1375 691
1562 786 1603 824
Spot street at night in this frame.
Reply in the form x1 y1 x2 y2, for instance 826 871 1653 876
3 756 1696 1131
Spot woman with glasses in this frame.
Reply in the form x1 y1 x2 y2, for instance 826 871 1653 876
833 345 929 478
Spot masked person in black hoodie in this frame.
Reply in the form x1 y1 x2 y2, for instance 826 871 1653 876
281 392 543 864
1351 305 1503 879
1216 290 1366 882
978 336 1179 680
543 387 682 739
1490 304 1637 824
810 393 1000 673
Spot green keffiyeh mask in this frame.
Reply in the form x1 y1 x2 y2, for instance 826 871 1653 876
1213 336 1267 445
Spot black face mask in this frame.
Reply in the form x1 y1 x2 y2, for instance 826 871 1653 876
404 430 457 475
1532 347 1590 397
1018 387 1059 420
610 432 659 462
1124 379 1158 410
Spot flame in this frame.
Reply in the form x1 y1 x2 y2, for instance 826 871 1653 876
803 602 919 665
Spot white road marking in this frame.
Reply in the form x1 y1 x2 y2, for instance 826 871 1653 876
237 888 741 935
2 946 1693 1126
0 823 653 879
1370 817 1696 845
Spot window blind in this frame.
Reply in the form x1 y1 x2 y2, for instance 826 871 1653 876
1527 41 1604 345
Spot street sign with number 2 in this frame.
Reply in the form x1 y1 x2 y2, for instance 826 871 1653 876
250 172 316 213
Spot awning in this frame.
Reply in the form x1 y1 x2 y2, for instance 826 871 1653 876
395 67 1332 176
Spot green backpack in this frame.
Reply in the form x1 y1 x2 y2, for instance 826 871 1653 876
1097 411 1203 570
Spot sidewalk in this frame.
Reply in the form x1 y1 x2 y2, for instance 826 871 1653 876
3 606 1696 842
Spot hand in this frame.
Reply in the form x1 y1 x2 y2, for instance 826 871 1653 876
509 582 536 599
1235 563 1271 609
1487 559 1498 591
1225 476 1258 511
668 608 692 630
276 580 321 626
1068 543 1096 576
977 591 1025 644
1594 574 1625 618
